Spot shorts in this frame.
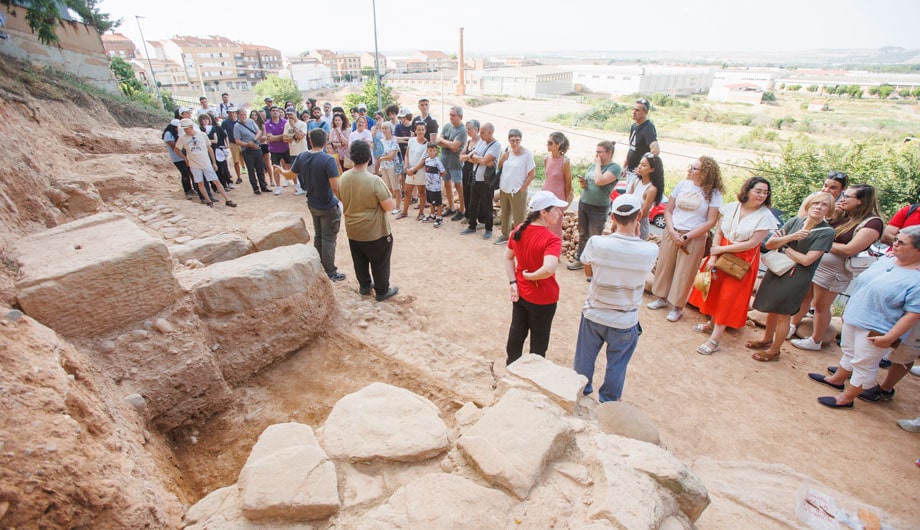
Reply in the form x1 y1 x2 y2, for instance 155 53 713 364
426 189 442 206
444 168 462 184
380 166 400 190
407 171 427 187
270 151 292 166
260 144 269 154
812 253 852 294
191 167 219 184
888 322 920 365
229 143 241 160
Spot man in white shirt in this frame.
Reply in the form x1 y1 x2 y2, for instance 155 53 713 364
173 119 236 208
573 194 658 402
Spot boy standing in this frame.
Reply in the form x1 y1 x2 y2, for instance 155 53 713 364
173 119 237 208
422 142 446 227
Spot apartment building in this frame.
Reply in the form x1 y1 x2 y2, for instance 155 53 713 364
101 33 137 60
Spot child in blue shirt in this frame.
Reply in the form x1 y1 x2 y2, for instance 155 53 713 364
423 142 446 227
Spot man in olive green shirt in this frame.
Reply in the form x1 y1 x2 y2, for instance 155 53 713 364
339 141 399 302
568 140 622 270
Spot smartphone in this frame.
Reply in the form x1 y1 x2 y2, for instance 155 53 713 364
867 329 901 348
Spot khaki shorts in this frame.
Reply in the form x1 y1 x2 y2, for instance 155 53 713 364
888 322 920 365
229 143 241 161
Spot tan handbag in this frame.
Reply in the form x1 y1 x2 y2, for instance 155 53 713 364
342 155 355 169
714 253 751 280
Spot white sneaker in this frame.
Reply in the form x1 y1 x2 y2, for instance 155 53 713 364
910 365 920 377
647 298 669 310
282 180 290 187
391 208 402 215
294 188 305 196
786 323 797 340
897 417 920 433
274 187 282 196
666 307 684 322
791 337 822 351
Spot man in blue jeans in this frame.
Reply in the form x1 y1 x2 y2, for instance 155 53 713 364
279 129 346 281
573 194 658 402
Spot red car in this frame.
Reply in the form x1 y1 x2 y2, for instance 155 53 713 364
609 180 667 229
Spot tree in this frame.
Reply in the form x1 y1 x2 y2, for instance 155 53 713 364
343 78 395 114
913 87 920 99
2 0 120 45
807 85 819 93
361 66 376 78
252 76 301 109
899 88 911 98
109 56 143 95
878 84 895 98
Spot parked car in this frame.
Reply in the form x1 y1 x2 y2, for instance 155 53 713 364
609 180 667 229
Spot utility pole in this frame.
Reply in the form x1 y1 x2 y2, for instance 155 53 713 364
372 0 382 111
135 16 161 106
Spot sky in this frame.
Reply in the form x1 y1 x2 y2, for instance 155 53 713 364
99 0 920 57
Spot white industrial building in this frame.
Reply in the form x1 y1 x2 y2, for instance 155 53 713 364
708 70 774 103
478 66 572 97
572 65 712 96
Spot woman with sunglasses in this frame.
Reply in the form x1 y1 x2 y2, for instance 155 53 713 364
689 177 777 354
542 132 572 238
647 156 724 323
628 152 665 240
791 184 883 351
810 225 920 408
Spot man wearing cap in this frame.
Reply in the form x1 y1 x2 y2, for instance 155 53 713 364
351 104 375 131
411 97 438 142
221 106 242 183
572 194 658 402
622 98 659 186
437 105 467 219
218 93 234 120
264 106 290 195
234 110 271 194
177 106 193 120
173 118 237 208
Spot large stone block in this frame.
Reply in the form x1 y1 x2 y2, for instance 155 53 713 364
179 244 336 385
238 445 340 521
359 473 515 529
321 382 449 462
590 451 678 528
505 353 588 413
244 422 319 467
13 213 182 337
457 388 573 499
168 232 252 265
247 212 310 252
596 401 661 445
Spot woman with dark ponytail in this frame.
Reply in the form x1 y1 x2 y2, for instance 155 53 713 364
502 190 568 365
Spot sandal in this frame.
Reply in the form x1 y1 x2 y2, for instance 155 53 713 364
395 212 408 220
697 339 719 355
745 339 773 350
751 350 780 362
692 322 714 333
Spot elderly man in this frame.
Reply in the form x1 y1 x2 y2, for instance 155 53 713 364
411 96 438 142
568 141 622 270
173 118 236 208
573 194 658 402
460 122 501 240
339 141 399 301
234 110 270 194
436 105 467 219
622 98 660 186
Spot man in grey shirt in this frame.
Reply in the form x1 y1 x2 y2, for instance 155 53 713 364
460 123 501 239
437 105 467 220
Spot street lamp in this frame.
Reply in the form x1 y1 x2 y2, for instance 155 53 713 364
135 15 161 106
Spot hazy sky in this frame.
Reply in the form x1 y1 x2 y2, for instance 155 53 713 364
100 0 920 57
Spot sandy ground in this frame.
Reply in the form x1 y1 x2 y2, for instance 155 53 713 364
159 93 918 526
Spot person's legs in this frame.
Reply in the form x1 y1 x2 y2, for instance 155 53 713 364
366 234 393 297
499 191 513 238
651 233 679 301
791 284 814 327
348 238 371 289
310 206 341 276
510 190 528 231
599 323 640 402
575 203 590 260
173 161 194 195
573 315 604 394
205 170 230 202
525 300 557 357
454 170 466 215
506 300 530 365
462 171 472 219
669 235 706 309
443 177 455 213
241 150 260 192
808 284 836 344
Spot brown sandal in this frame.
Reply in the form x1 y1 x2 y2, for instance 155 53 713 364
751 350 780 362
745 340 773 350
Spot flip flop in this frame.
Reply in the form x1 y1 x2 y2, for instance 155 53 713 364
808 373 845 390
745 340 773 350
751 350 780 362
817 396 853 409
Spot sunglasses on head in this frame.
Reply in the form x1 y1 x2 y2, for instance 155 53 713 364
642 152 655 160
636 99 650 111
828 171 848 183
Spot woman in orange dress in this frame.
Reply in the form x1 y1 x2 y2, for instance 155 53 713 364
689 177 777 354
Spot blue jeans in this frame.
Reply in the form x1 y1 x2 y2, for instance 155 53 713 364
308 205 341 276
573 315 640 402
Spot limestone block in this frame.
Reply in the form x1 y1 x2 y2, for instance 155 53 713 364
13 213 182 337
184 486 240 528
455 402 481 426
321 382 449 462
244 423 319 467
599 435 709 522
168 233 252 265
505 353 588 413
457 388 573 499
247 212 310 252
590 452 677 529
238 445 339 521
340 464 386 508
358 473 515 529
596 401 660 445
179 244 335 385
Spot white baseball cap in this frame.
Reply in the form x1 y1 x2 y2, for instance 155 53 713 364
611 194 642 215
528 190 567 212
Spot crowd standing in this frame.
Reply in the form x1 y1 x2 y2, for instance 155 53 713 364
163 94 920 438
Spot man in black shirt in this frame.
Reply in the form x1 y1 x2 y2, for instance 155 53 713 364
622 98 660 186
411 97 438 142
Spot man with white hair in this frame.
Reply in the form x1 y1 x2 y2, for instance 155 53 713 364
573 194 658 402
173 119 237 208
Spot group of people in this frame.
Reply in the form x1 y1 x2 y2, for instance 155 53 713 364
163 94 920 431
